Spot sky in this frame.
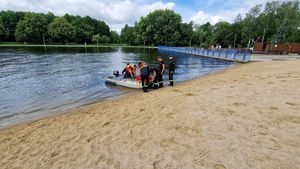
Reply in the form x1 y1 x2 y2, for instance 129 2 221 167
0 0 289 32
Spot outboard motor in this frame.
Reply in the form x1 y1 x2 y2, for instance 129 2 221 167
113 71 119 77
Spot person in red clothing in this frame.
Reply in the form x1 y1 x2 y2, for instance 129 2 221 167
122 63 135 79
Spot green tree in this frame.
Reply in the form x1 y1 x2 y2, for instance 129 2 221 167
241 5 263 46
0 11 24 41
0 17 4 40
94 20 110 37
92 34 101 45
44 12 55 24
71 16 95 43
100 35 110 43
110 30 120 44
194 22 213 48
179 22 193 46
120 24 135 45
231 14 243 48
48 17 75 43
63 13 75 23
277 0 300 43
211 21 232 47
135 9 182 45
92 34 110 44
15 13 48 43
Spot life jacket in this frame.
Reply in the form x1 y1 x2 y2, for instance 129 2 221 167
132 65 136 72
125 64 134 73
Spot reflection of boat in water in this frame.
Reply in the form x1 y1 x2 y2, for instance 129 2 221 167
105 76 154 89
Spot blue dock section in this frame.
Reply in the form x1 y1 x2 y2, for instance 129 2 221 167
159 46 252 63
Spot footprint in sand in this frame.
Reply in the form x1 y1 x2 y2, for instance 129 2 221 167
283 116 300 123
102 121 110 127
286 102 298 106
184 93 195 96
232 102 247 107
226 109 236 115
214 163 226 169
270 106 278 110
171 89 183 93
50 151 60 158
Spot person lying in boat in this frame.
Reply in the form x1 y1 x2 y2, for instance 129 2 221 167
122 63 136 79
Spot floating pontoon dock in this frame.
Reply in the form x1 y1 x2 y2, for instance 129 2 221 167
159 46 251 63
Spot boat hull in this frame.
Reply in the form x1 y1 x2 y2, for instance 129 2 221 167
105 77 143 89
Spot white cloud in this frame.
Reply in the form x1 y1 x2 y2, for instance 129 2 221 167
188 10 224 25
0 0 291 32
187 0 290 25
188 6 250 25
0 0 175 32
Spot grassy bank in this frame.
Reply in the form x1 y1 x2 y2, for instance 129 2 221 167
0 42 158 48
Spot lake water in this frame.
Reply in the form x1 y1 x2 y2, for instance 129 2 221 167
0 47 234 127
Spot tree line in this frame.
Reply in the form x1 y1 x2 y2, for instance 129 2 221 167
0 0 299 47
0 11 120 44
120 0 300 48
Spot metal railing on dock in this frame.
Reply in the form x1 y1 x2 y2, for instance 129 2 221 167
158 46 251 63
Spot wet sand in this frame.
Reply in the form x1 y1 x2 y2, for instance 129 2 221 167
1 60 300 169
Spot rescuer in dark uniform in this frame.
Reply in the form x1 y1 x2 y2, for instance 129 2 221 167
138 62 150 92
149 67 161 89
168 56 176 86
157 56 165 88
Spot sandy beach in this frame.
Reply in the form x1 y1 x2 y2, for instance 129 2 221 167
0 60 300 169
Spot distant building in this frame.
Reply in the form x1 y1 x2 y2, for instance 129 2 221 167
254 42 300 55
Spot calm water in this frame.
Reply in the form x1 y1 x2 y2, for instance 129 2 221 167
0 47 234 127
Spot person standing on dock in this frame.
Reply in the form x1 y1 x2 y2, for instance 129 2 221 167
157 56 165 88
168 56 176 86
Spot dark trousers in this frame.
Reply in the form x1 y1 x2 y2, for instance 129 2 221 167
152 74 161 89
157 74 163 87
124 72 131 78
141 75 149 87
169 70 174 86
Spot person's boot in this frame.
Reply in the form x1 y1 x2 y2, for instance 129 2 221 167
169 81 174 86
142 87 148 92
159 82 163 88
153 84 158 89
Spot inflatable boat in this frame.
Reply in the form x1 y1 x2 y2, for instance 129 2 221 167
105 76 144 89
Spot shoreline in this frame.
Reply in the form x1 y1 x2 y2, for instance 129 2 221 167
1 60 299 168
0 64 235 129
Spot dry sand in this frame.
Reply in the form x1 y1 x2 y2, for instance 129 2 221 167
0 60 300 169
